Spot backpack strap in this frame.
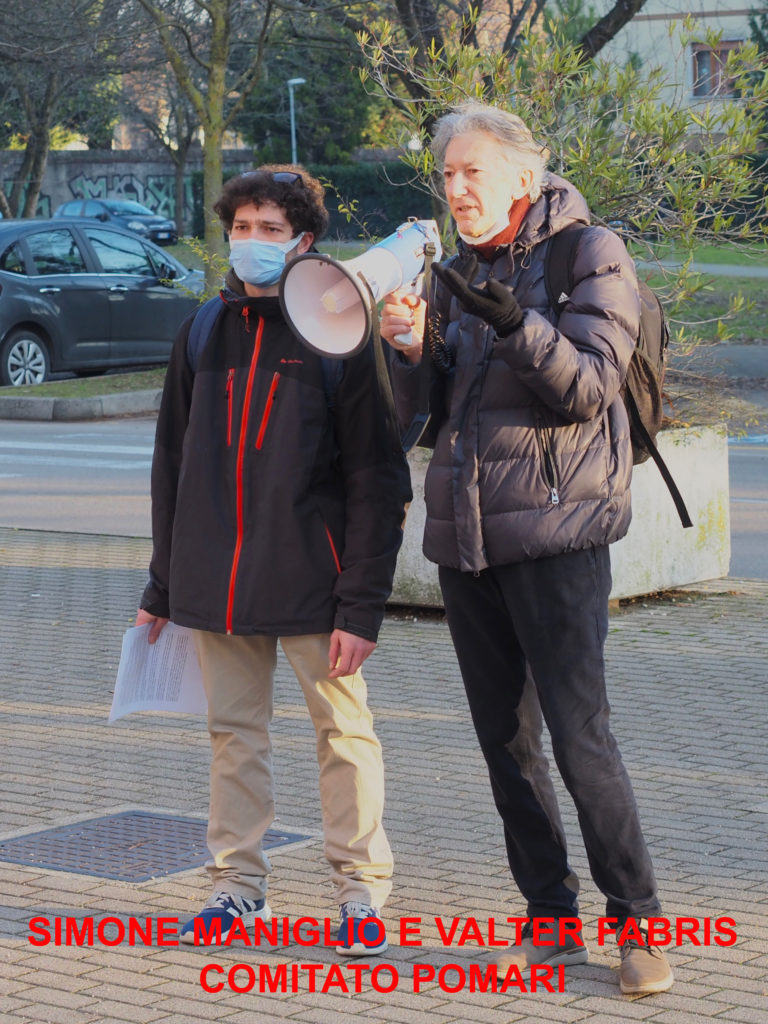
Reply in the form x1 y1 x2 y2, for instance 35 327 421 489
187 295 226 372
544 225 585 313
625 388 693 528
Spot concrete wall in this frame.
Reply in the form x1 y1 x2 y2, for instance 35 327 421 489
391 426 730 606
0 148 254 222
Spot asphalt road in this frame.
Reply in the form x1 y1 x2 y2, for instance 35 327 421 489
0 416 765 579
727 434 768 579
0 417 155 538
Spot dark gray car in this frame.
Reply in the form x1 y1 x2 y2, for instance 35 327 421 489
54 198 178 245
0 219 204 386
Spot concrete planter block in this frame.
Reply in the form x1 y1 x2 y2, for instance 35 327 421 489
391 426 730 607
609 425 730 598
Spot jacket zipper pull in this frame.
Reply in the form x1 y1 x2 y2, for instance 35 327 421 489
242 306 250 331
225 368 234 447
550 487 560 506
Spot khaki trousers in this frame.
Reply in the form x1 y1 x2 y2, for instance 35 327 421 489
193 630 393 908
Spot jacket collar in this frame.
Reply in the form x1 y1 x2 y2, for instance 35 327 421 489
221 269 283 319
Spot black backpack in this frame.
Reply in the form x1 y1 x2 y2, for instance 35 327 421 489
545 226 692 529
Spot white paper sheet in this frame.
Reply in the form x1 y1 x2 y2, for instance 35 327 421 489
109 622 207 723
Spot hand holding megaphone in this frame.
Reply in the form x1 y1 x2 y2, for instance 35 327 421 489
392 275 424 348
279 219 441 359
381 286 426 364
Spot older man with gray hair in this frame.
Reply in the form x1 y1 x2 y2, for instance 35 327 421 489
381 101 674 997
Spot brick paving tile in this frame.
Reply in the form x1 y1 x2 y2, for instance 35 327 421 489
13 951 100 973
0 980 36 1000
223 1002 326 1022
149 1017 241 1024
27 987 98 1012
8 1002 97 1024
567 994 673 1018
14 969 98 995
706 1010 768 1024
145 994 254 1018
357 1007 470 1024
440 1002 530 1024
71 999 167 1024
647 1014 740 1024
286 1013 415 1024
0 996 36 1017
76 966 169 991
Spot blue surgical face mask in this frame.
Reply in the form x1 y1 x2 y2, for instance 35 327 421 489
229 234 305 286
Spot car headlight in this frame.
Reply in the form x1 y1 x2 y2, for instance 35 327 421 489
127 220 149 233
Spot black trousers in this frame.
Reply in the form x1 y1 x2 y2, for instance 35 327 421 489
439 546 661 921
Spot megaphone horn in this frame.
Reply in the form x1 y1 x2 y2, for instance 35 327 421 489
278 219 442 359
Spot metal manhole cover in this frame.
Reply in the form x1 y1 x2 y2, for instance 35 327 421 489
0 811 309 882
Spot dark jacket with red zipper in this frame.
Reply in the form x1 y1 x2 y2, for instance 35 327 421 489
140 274 412 642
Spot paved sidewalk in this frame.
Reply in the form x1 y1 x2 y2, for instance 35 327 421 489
0 527 766 1024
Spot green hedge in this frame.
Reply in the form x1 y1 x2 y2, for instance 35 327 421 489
308 161 434 239
188 161 433 240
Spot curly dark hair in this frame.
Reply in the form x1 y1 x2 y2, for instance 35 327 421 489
213 164 329 240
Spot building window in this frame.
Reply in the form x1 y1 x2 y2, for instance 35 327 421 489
692 41 742 98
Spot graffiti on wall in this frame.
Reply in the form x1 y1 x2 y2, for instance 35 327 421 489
1 171 192 222
67 172 194 221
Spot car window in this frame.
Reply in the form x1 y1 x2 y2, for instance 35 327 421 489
83 201 104 216
26 229 88 275
103 200 153 216
58 201 82 216
145 244 180 279
0 242 26 274
85 227 156 275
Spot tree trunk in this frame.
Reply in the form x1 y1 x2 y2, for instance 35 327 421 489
22 121 51 218
173 142 190 236
0 182 11 220
8 142 35 218
578 0 649 60
201 3 230 287
202 125 225 288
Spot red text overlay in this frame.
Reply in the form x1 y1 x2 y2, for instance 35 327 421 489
27 914 737 995
27 914 738 950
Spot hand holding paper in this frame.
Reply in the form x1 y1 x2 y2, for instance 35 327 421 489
109 623 207 723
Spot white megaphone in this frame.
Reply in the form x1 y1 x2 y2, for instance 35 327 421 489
279 219 442 359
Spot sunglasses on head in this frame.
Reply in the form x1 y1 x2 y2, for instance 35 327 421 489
245 170 303 186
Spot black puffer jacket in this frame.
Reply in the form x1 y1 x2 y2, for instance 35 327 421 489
141 278 411 641
391 174 639 573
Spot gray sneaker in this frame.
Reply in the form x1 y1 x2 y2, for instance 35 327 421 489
497 920 589 975
618 918 674 995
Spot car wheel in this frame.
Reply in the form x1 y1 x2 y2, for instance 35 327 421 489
0 329 51 386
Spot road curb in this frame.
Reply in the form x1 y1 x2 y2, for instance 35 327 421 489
0 389 162 421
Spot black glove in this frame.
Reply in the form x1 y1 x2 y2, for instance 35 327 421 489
432 255 524 337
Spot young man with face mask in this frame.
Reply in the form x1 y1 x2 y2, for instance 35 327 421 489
137 166 411 953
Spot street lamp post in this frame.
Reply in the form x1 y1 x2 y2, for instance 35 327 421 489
287 78 306 165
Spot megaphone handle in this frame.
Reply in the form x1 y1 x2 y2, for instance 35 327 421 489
401 240 438 452
393 287 422 347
